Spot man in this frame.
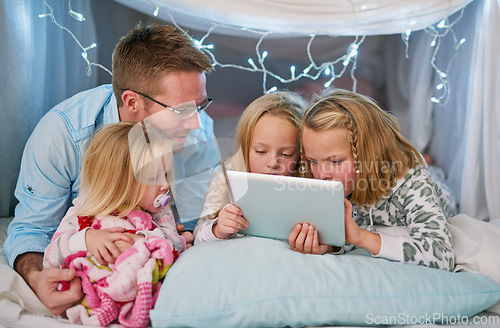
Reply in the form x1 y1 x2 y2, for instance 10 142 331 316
3 24 220 316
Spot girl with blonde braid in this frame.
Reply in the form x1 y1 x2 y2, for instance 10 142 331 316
288 89 455 271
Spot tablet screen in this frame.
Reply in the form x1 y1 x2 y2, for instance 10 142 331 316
225 170 345 246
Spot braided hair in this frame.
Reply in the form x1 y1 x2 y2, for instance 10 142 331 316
301 89 423 205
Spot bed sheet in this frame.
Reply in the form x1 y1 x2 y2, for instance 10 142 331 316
0 217 99 328
0 216 499 328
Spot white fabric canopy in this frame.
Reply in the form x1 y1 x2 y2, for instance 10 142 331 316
115 0 472 36
0 0 98 217
459 0 500 220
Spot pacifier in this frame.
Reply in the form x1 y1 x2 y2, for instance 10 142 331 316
153 190 171 208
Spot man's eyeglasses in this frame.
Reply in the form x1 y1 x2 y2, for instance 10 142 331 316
121 88 213 120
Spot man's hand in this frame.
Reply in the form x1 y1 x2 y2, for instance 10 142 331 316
15 252 83 316
176 222 193 248
35 267 83 316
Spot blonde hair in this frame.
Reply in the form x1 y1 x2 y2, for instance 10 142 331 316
302 89 423 205
233 91 307 174
112 24 213 106
75 121 173 218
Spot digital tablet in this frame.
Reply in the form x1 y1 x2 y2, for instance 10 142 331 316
224 170 345 246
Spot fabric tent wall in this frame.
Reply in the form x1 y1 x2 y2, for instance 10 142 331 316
458 0 500 220
0 0 98 217
427 0 500 221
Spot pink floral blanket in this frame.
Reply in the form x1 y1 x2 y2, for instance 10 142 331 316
64 236 177 327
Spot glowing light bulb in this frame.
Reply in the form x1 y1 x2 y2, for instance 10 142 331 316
267 86 278 93
436 83 443 90
437 20 446 28
349 43 359 56
290 65 296 79
262 51 268 59
303 64 313 74
154 6 160 17
69 9 85 21
455 38 466 49
343 43 358 66
248 58 257 69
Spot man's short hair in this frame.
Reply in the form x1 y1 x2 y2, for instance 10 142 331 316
112 24 213 106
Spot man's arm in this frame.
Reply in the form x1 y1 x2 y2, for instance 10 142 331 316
4 112 78 267
15 252 83 316
6 112 83 315
14 252 44 284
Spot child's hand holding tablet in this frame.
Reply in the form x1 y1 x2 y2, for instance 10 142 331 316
225 170 345 251
212 203 249 239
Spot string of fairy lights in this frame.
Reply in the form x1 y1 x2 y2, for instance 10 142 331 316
40 0 112 76
425 10 467 105
39 0 466 105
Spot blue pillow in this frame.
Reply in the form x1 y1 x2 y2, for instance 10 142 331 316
151 237 500 328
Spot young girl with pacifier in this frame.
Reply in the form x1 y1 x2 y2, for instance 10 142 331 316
288 89 455 271
194 91 307 244
43 121 185 327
